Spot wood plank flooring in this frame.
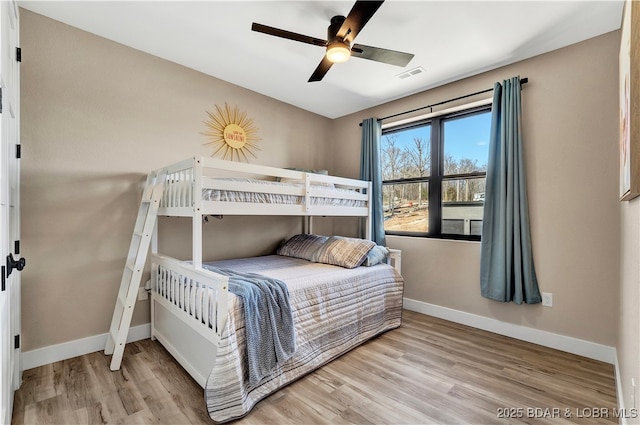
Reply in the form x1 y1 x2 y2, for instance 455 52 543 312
12 310 618 424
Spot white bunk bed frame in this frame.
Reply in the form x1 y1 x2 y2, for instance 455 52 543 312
149 156 400 388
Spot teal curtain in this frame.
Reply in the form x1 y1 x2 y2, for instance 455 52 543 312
360 118 386 246
480 77 541 304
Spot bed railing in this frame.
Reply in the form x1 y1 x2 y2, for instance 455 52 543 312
155 157 371 217
159 158 197 215
387 249 402 274
151 254 229 342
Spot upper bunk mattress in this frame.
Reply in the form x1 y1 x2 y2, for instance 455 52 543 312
201 178 365 207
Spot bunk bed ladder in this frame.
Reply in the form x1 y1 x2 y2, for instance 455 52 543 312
104 169 166 371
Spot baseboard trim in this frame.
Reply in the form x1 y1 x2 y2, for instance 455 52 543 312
21 324 151 371
403 298 616 364
22 302 617 371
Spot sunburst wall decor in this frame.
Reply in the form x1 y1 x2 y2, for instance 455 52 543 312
203 103 261 162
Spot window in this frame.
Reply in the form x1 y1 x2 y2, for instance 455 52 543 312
381 105 491 240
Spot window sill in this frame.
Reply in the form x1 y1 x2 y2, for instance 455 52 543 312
386 234 481 244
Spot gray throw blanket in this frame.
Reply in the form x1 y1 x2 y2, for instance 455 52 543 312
202 265 296 386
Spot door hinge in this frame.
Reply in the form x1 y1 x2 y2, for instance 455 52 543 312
14 334 20 349
16 144 20 159
0 86 3 114
1 266 5 291
16 47 21 62
14 240 20 255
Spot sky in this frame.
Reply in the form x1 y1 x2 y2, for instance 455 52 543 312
383 110 491 170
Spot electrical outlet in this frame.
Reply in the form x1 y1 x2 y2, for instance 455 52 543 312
138 286 148 301
542 292 553 307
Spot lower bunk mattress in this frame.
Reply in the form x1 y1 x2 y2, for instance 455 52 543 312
200 254 404 423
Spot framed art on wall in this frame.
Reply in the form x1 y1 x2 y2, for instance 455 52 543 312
620 0 640 201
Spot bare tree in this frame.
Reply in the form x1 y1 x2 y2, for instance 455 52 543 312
405 137 430 177
404 137 430 205
381 134 405 180
381 134 408 214
442 156 486 202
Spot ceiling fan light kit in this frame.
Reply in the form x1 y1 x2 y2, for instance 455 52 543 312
251 0 414 82
326 40 351 63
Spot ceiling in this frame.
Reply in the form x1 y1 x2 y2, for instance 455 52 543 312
19 1 624 119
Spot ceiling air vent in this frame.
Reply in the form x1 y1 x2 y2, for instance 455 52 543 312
396 66 425 80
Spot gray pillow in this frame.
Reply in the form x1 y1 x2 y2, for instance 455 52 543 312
312 236 376 269
277 234 328 261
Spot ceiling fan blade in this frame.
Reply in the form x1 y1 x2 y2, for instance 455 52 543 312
351 44 414 67
251 22 327 47
308 56 334 82
337 0 385 44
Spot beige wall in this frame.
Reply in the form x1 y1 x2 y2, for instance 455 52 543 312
20 9 333 351
332 32 621 346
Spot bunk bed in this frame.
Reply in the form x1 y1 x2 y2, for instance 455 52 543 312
148 157 404 423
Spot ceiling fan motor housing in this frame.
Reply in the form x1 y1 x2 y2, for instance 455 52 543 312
328 15 348 44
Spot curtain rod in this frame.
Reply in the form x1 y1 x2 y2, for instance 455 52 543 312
360 77 528 126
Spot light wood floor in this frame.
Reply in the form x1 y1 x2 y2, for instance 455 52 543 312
12 310 618 425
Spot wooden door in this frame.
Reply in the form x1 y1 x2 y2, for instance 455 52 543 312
0 1 20 423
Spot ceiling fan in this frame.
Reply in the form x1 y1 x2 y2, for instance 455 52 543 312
251 0 415 82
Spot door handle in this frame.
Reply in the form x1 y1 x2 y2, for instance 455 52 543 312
6 253 25 277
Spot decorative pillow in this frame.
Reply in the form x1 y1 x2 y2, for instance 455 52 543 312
312 236 376 269
277 234 328 261
363 245 390 267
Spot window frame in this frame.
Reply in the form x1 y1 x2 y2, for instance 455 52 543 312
382 104 492 241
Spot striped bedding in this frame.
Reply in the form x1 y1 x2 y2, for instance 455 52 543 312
202 255 404 423
201 178 365 207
